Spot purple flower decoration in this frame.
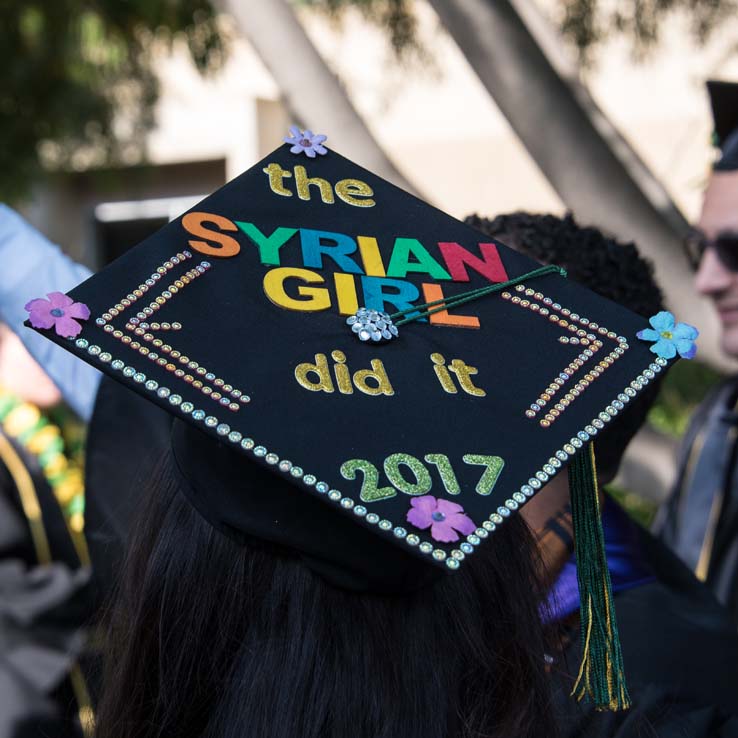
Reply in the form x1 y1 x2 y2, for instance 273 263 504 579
25 292 90 338
406 495 476 543
636 310 699 360
284 126 328 158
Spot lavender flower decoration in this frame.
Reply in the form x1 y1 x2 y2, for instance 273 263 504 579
284 126 328 158
25 292 90 338
636 311 699 360
406 495 476 543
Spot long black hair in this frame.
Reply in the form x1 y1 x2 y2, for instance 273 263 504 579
95 452 557 738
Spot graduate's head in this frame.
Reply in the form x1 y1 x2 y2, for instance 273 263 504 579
691 81 738 358
463 211 665 483
94 448 554 738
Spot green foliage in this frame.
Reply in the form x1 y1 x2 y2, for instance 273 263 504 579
0 1 228 203
648 358 724 438
556 0 738 66
296 0 423 61
606 484 658 528
611 359 724 526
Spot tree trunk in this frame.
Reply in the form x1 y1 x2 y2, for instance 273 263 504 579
427 0 722 365
217 0 417 193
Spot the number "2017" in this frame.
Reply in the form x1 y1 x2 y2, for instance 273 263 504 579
340 454 504 503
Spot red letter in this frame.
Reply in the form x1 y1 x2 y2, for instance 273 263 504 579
182 212 241 258
437 242 508 283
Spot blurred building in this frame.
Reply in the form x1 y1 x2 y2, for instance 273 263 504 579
21 1 738 270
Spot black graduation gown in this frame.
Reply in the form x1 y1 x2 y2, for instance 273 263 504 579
552 518 738 737
655 377 738 620
0 429 91 738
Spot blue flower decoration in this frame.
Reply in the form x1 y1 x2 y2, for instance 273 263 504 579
636 311 699 360
284 126 328 158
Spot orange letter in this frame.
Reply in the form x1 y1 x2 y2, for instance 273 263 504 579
182 212 241 258
422 283 480 329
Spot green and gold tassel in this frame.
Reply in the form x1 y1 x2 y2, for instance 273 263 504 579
569 443 631 711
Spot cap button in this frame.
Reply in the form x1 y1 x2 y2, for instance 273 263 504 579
347 308 399 343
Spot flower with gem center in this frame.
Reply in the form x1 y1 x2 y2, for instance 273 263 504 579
406 495 476 543
284 126 328 158
25 292 90 338
636 311 698 360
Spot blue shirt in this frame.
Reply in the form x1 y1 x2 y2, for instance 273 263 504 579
0 204 100 419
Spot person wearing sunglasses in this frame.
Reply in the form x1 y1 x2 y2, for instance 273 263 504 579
655 80 738 622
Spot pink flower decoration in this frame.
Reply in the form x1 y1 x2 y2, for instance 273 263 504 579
406 495 476 543
25 292 90 338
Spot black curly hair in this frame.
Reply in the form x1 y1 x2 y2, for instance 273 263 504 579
464 211 665 479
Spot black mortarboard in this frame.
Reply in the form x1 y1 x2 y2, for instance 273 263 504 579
707 79 738 171
26 132 684 710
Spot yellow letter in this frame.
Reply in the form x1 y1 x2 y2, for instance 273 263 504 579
295 354 334 393
430 353 457 394
262 163 293 197
331 350 353 394
357 236 386 276
353 359 394 396
335 179 375 207
294 165 334 204
334 272 359 316
263 268 331 312
448 359 486 397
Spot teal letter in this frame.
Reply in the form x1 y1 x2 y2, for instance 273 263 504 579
386 238 451 280
361 276 424 319
235 221 297 266
300 229 363 273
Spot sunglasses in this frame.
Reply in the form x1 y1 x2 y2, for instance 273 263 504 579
685 228 738 272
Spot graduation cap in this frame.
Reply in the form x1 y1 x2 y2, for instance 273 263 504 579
707 79 738 170
25 131 686 711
